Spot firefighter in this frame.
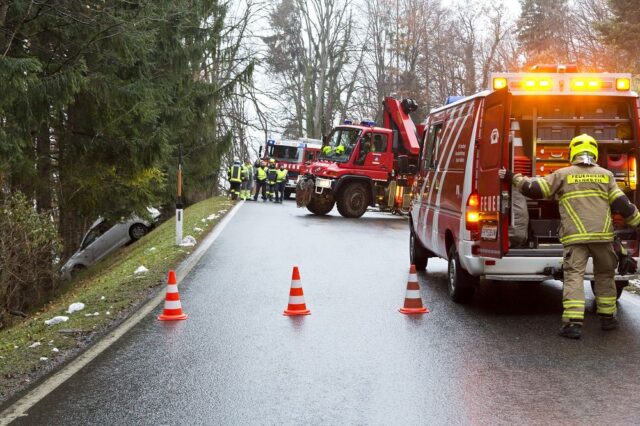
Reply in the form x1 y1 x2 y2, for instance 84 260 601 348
253 161 268 201
241 158 254 201
266 158 278 202
275 163 288 203
499 134 640 339
227 158 243 200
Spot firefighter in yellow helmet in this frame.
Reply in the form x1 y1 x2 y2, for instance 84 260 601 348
500 134 640 339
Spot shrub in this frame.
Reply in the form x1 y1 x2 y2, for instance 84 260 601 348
0 192 61 327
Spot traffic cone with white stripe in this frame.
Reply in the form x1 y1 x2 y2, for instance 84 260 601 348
158 270 188 321
399 265 428 314
283 266 311 316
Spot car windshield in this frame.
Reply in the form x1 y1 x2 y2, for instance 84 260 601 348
80 220 112 250
319 128 361 162
267 145 303 162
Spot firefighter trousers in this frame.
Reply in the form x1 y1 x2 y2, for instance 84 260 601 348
254 180 267 201
562 242 618 324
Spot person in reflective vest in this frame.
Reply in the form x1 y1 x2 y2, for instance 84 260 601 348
227 158 243 200
266 158 278 202
500 134 640 339
275 163 288 203
253 161 268 201
241 159 254 201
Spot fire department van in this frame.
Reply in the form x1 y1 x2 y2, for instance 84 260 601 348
410 65 640 303
262 138 322 198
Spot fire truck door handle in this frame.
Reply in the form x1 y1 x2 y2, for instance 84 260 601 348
501 191 510 214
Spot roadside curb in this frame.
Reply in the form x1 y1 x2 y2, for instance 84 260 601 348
0 201 244 425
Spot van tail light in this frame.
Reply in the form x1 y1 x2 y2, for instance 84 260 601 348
466 193 480 232
630 156 637 190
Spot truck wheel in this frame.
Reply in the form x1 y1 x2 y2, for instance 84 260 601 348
410 224 428 271
590 280 627 300
336 183 369 218
447 245 477 303
307 196 335 215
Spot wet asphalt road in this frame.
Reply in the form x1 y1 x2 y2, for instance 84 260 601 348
11 199 640 425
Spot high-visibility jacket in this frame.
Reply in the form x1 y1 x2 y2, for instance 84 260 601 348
276 168 288 183
256 166 267 181
512 164 640 245
267 166 277 184
228 164 242 183
243 164 254 181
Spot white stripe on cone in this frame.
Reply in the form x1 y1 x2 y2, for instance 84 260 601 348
164 300 182 310
408 273 418 282
405 290 421 299
166 285 179 294
287 296 306 305
290 279 302 289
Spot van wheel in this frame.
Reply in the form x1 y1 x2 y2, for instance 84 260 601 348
307 196 335 215
129 223 148 241
590 280 627 300
447 245 477 303
410 224 428 271
337 183 369 218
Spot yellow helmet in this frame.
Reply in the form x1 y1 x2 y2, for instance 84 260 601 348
269 158 275 164
569 134 598 162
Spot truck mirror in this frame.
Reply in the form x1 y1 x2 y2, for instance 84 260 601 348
397 155 409 174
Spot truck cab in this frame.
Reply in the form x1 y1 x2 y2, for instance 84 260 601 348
410 66 640 303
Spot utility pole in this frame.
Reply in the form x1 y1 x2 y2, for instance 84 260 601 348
175 145 184 246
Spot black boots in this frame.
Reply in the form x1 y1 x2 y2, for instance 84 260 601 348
559 322 582 339
600 315 619 331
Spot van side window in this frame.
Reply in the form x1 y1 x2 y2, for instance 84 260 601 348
424 123 443 170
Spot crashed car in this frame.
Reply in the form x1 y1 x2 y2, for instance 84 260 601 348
60 207 160 279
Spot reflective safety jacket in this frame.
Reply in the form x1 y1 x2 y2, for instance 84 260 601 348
276 169 288 183
513 164 640 245
228 164 243 183
256 166 267 181
243 164 254 181
267 166 278 184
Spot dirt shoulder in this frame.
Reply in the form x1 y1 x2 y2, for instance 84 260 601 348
0 197 234 404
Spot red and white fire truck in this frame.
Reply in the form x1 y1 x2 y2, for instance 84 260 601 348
296 97 421 217
410 65 640 303
262 138 322 198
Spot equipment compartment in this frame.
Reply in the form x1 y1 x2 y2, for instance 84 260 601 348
580 102 620 119
536 145 569 160
537 104 576 119
538 125 575 141
579 125 618 141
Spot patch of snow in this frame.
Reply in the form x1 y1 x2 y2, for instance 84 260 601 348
206 214 218 221
40 357 48 362
48 340 53 345
84 312 99 317
66 302 85 314
106 311 111 315
28 342 41 348
201 218 206 223
101 296 106 300
14 345 18 349
134 265 148 274
179 235 197 247
52 348 59 353
148 247 157 251
193 227 203 233
44 316 69 326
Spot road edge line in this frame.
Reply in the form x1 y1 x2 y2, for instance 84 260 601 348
0 200 244 425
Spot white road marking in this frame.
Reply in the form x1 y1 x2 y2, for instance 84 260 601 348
0 200 244 425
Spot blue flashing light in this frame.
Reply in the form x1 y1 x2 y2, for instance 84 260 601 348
360 119 376 127
445 96 465 105
267 139 276 145
297 142 305 148
343 119 353 125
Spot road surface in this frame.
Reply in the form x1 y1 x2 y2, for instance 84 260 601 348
8 200 640 424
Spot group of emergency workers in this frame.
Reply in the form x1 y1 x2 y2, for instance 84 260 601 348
500 133 640 339
227 158 289 203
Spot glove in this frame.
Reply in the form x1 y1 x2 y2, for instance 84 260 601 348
499 168 514 183
613 238 638 275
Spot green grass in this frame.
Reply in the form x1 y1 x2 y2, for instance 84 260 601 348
0 197 234 401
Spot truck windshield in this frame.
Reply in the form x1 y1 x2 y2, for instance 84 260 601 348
320 128 361 162
267 145 303 162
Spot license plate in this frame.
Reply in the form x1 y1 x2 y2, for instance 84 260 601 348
481 225 497 240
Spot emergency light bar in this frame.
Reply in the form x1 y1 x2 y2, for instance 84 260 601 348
491 72 633 96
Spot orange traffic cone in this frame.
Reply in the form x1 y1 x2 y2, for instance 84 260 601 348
283 266 311 316
399 265 428 314
158 270 188 321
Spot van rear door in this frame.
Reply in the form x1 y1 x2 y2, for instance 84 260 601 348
477 88 511 258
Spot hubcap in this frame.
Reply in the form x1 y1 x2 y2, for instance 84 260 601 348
132 226 145 239
349 190 365 211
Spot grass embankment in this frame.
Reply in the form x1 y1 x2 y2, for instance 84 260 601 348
0 197 234 401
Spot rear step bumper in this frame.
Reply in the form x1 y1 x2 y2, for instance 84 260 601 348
459 241 639 282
